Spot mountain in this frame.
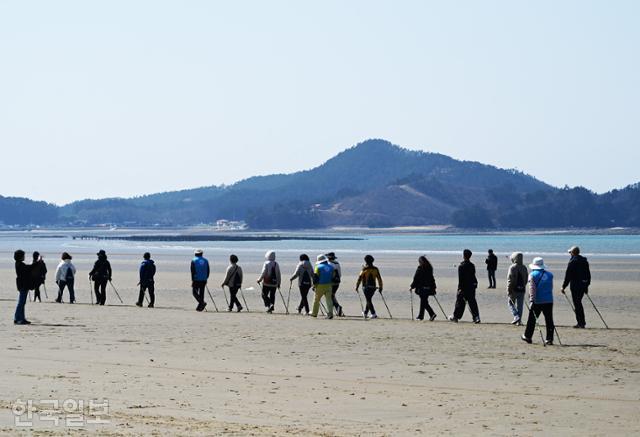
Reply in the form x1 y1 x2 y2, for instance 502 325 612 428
2 139 639 229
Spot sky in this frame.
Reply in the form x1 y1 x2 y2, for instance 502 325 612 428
0 0 638 205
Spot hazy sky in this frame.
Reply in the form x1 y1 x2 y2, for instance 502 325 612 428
1 1 638 205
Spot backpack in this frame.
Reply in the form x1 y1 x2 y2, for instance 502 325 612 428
515 269 525 293
231 266 241 287
65 265 74 282
266 263 278 286
332 266 341 284
301 268 312 287
365 268 377 288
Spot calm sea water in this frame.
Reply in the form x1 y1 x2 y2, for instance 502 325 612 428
1 232 639 258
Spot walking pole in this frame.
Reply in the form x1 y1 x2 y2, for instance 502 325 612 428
432 295 447 319
562 291 576 313
205 285 219 312
525 301 547 346
586 293 609 329
287 282 292 312
43 283 49 299
109 281 124 304
409 289 414 320
221 285 230 308
355 289 366 319
89 278 94 305
240 287 251 312
379 289 393 319
277 287 289 314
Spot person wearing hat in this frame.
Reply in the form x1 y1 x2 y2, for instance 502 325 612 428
191 249 209 311
311 254 335 318
449 249 480 323
290 254 314 314
355 255 383 319
55 252 77 303
14 250 31 325
561 246 591 328
137 252 156 308
89 250 112 305
30 251 47 302
325 252 344 316
222 254 243 312
257 250 281 313
522 257 555 345
485 249 498 289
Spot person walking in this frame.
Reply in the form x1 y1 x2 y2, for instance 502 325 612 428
355 255 383 319
486 249 498 289
14 250 31 325
89 250 112 305
136 252 156 308
522 257 555 345
55 252 76 303
326 252 344 317
410 256 437 321
506 252 528 325
190 249 209 312
257 250 281 313
30 251 47 302
310 255 335 318
449 249 480 323
290 254 314 315
222 254 243 312
561 246 591 328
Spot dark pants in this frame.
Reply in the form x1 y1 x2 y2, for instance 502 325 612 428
417 291 435 319
192 281 206 308
488 269 496 288
571 287 587 327
57 280 76 303
15 290 29 322
524 302 554 342
363 287 377 315
229 286 242 310
453 288 479 320
262 285 276 308
93 280 107 305
138 282 155 306
331 284 342 311
34 284 42 302
298 285 311 313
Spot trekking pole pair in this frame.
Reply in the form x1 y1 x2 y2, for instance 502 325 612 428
562 290 609 329
524 301 562 346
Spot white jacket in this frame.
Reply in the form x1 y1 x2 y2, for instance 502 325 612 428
55 259 76 282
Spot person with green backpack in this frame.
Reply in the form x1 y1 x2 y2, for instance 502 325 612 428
257 250 281 313
290 254 314 315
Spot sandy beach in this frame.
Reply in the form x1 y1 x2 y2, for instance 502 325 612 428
1 247 639 435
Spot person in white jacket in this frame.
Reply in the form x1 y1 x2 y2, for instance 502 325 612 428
257 250 281 313
55 252 76 303
290 254 314 314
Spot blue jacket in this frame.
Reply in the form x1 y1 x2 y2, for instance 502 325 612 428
314 262 334 286
191 256 210 282
529 269 554 304
139 259 156 285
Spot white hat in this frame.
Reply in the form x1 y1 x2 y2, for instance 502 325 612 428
316 254 328 263
194 249 204 255
529 257 547 270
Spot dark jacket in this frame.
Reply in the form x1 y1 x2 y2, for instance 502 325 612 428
89 256 112 282
562 255 591 290
139 259 156 285
30 259 47 289
458 260 478 292
485 254 498 271
15 261 31 291
411 265 437 295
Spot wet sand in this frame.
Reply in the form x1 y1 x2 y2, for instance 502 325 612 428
1 249 639 435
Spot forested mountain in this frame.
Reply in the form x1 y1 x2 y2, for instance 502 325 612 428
1 139 638 229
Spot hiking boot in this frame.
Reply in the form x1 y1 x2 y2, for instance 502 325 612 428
326 315 334 320
370 314 378 319
55 298 62 303
338 307 344 317
511 317 520 325
267 305 274 313
15 320 31 325
148 303 154 308
227 306 233 312
545 340 554 346
136 302 143 307
237 306 243 313
415 316 424 321
573 324 586 329
429 314 437 321
297 307 302 314
448 315 458 323
473 317 481 324
362 311 368 318
521 335 532 344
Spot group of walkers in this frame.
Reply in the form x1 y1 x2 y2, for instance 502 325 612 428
12 246 595 345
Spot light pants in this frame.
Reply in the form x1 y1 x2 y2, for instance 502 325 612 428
508 292 525 321
311 284 334 317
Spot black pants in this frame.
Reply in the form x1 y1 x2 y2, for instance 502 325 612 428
138 282 155 306
94 280 108 305
192 281 206 307
331 284 341 310
262 286 276 308
417 292 435 319
571 287 587 327
453 288 479 320
488 269 496 288
363 287 376 315
229 286 242 310
298 285 311 313
34 284 42 302
57 280 76 303
524 302 554 342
